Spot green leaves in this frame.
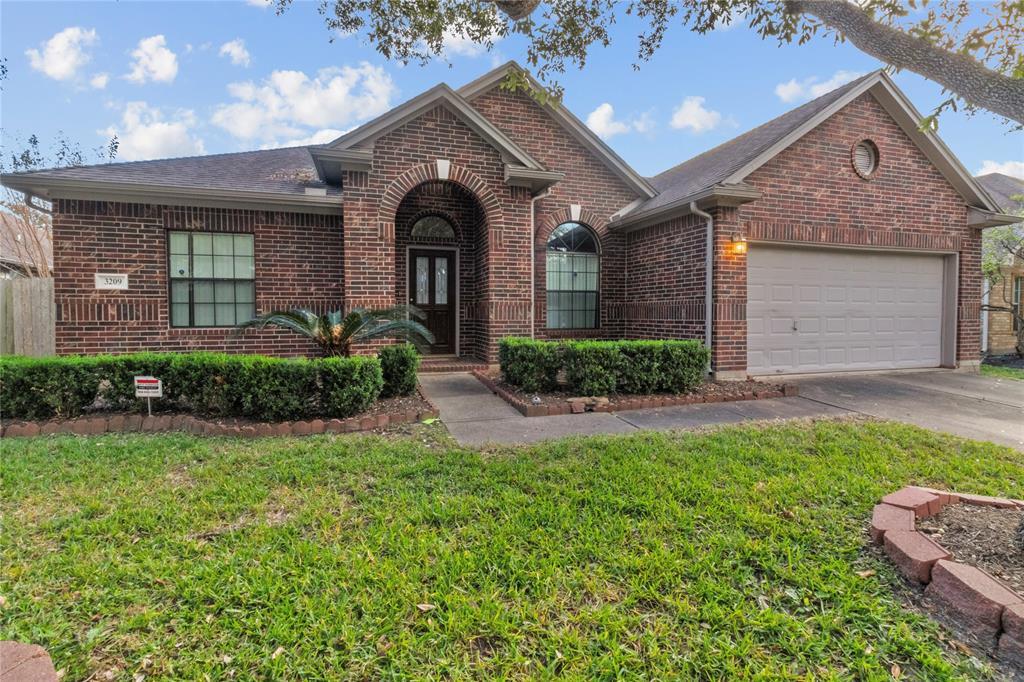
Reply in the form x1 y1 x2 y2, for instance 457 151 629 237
238 307 434 357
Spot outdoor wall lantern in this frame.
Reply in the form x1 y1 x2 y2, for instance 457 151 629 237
731 234 748 255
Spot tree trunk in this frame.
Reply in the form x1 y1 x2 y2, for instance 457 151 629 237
785 0 1024 123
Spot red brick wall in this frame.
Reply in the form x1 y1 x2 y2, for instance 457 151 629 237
468 88 642 339
624 212 708 341
622 93 979 374
52 200 343 356
715 92 978 371
341 104 533 361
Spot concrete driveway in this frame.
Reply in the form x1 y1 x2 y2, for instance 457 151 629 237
421 371 1023 450
788 371 1024 450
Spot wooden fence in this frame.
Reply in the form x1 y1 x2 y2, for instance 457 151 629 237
0 277 55 357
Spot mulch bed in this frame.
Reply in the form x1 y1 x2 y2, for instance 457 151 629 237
918 503 1024 595
477 369 793 416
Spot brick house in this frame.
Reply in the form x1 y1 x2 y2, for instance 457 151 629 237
2 63 1015 377
975 172 1023 356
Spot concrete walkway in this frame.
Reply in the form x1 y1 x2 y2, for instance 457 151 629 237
418 373 848 447
419 370 1024 449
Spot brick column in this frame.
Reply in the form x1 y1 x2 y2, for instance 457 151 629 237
711 206 748 379
956 229 982 369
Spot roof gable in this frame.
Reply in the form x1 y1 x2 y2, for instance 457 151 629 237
312 83 544 178
618 70 1007 227
458 61 656 199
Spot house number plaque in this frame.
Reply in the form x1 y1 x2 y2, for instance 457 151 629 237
95 273 129 290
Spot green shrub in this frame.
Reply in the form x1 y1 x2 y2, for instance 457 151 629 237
563 341 622 395
0 356 102 419
497 337 710 396
498 337 562 392
659 340 710 393
617 341 664 394
232 356 317 421
0 352 386 421
319 356 384 417
167 352 239 416
379 344 420 397
95 353 175 410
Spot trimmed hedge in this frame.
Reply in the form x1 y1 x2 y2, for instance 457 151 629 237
379 344 420 397
0 352 389 421
497 337 562 392
499 337 709 396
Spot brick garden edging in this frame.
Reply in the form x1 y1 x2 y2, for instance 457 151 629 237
1 389 440 439
473 370 798 418
872 485 1024 666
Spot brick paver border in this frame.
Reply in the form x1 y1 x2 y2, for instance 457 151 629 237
1 388 440 439
473 370 798 418
873 485 1024 665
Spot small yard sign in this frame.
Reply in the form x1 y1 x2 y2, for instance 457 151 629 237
95 273 129 290
134 376 163 416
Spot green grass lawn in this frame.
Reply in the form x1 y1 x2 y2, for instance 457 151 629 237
981 363 1024 381
2 422 1022 680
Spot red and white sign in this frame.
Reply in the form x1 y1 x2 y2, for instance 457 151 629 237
134 376 163 398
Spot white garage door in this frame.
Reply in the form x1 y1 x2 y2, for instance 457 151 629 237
747 246 946 375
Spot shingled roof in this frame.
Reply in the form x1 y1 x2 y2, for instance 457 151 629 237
975 173 1024 214
3 146 332 197
641 73 876 213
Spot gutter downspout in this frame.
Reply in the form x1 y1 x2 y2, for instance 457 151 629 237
529 188 552 339
981 285 989 355
690 201 714 375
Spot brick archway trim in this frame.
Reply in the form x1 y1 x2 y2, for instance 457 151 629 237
536 206 609 247
377 162 503 239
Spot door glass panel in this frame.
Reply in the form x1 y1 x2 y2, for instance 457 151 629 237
435 258 448 305
415 257 429 305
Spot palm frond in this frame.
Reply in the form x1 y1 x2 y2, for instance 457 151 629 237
235 309 320 339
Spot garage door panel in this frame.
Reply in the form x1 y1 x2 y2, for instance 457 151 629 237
747 246 945 375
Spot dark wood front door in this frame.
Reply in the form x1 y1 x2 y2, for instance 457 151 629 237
408 249 456 354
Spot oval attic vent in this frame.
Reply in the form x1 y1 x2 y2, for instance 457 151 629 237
853 140 879 178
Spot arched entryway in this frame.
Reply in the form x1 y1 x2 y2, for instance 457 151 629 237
394 180 489 359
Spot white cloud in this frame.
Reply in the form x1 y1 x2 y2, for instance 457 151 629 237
125 35 178 84
219 39 251 67
101 101 204 161
670 96 722 134
585 103 653 140
246 0 273 6
26 27 98 81
977 160 1024 179
211 63 396 143
89 73 109 89
774 70 863 103
441 29 501 58
586 103 630 139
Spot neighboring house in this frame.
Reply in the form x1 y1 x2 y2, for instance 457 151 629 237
975 172 1024 356
0 63 1016 377
0 211 53 278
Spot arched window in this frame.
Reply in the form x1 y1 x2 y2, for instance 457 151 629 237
546 221 599 329
410 215 456 240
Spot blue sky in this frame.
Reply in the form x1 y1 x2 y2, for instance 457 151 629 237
1 0 1021 179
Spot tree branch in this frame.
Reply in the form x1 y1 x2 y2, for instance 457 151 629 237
785 0 1024 123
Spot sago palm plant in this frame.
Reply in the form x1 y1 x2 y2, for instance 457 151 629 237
236 306 434 357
